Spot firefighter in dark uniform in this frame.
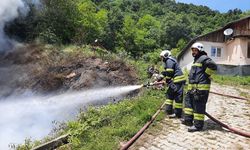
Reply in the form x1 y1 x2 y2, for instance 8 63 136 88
157 50 186 118
182 42 217 132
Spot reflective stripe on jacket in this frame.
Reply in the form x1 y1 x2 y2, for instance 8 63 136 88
188 54 217 89
161 57 186 83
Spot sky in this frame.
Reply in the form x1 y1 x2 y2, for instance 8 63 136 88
176 0 250 13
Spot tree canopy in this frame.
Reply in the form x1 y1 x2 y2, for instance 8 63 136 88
5 0 249 57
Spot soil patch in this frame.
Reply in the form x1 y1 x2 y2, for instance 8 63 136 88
0 44 138 96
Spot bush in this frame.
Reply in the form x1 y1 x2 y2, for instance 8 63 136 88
142 49 161 64
39 27 61 44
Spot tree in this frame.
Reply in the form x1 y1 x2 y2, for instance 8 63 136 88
5 0 248 59
121 15 137 56
241 10 250 18
121 14 161 57
102 7 124 51
161 12 191 49
38 0 80 43
5 2 40 42
76 0 108 44
171 38 187 57
134 14 161 55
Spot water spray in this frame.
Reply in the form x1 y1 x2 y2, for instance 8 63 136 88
0 85 142 149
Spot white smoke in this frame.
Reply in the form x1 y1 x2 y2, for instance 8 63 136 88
0 0 40 51
0 85 142 149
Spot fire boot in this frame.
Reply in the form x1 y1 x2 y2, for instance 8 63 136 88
168 114 177 118
181 119 193 126
168 114 182 119
188 126 202 132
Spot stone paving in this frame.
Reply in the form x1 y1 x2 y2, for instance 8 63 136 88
130 83 250 150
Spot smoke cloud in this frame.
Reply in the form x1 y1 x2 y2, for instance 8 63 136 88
0 0 40 51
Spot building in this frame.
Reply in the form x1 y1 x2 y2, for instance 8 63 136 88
177 16 250 76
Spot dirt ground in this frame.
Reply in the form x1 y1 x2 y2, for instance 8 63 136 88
0 44 138 97
130 83 250 150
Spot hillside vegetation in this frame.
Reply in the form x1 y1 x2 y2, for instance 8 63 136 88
6 0 250 58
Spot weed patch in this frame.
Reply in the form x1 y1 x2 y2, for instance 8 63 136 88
212 75 250 89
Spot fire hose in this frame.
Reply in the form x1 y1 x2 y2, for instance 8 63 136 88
205 112 250 138
206 91 250 138
120 83 250 150
210 91 249 101
120 103 166 150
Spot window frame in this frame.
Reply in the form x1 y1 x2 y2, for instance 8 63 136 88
211 46 222 58
247 41 250 58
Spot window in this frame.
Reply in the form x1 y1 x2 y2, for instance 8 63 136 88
211 46 222 58
248 42 250 58
217 48 221 57
211 47 216 57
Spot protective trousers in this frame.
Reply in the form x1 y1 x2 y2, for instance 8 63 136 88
165 83 184 117
183 90 209 129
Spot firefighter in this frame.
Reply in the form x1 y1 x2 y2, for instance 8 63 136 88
157 50 186 118
146 66 165 90
182 42 217 132
147 66 160 79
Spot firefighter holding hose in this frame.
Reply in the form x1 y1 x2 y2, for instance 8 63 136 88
156 50 186 118
182 42 217 132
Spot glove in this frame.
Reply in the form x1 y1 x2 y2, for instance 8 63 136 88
190 89 200 101
156 74 164 82
168 80 178 92
149 82 154 86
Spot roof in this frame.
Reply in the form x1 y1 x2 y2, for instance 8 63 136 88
177 15 250 61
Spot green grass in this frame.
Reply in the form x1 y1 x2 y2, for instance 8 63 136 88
212 75 250 88
239 91 250 99
127 59 150 82
66 90 165 150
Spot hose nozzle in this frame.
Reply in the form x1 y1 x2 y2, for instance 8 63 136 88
142 82 154 87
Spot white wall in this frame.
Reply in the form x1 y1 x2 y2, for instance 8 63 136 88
202 41 226 64
224 38 250 65
179 41 226 70
243 39 250 64
179 47 193 70
179 39 250 70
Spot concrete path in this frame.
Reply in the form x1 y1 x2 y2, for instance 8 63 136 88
130 83 250 150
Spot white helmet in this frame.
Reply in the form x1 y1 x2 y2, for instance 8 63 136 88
191 42 204 51
160 50 171 59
